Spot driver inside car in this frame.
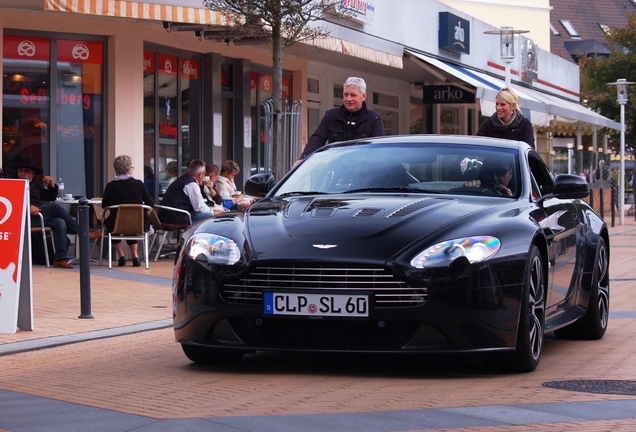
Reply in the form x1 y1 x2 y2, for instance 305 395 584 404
463 160 514 196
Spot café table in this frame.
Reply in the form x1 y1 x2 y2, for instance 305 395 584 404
59 197 102 264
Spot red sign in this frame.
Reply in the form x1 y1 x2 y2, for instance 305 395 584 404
0 179 29 334
181 59 199 80
144 51 155 73
250 72 257 90
57 40 103 64
0 180 27 286
159 54 178 77
250 73 290 96
3 36 50 61
260 74 273 93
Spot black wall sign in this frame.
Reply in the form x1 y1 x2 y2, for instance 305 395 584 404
439 12 470 55
423 85 475 104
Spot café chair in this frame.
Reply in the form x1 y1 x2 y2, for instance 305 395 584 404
32 211 55 267
150 204 192 261
89 202 106 257
99 204 154 269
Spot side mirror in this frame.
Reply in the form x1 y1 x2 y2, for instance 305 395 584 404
244 173 275 197
552 174 589 199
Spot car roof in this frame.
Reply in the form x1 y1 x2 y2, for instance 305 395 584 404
324 134 529 152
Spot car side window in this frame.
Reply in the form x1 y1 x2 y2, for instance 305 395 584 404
528 153 553 197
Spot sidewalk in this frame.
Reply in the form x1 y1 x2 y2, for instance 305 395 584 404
2 212 635 353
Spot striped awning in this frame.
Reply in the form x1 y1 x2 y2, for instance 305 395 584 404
45 0 403 68
306 35 403 69
45 0 227 25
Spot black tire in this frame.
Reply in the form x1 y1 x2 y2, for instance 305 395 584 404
501 245 545 373
181 344 245 364
554 237 609 340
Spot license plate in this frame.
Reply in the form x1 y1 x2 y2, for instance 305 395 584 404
264 292 368 317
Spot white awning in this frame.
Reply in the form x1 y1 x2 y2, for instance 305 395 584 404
45 0 227 25
408 50 620 132
44 0 402 68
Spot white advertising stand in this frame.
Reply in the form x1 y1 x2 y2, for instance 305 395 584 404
0 179 33 333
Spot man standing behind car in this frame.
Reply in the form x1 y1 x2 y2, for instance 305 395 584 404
295 77 385 164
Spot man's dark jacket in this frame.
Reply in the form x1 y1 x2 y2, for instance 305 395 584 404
159 173 197 225
29 180 58 209
300 102 385 159
476 112 535 148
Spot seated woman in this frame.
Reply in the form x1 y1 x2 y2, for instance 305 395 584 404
214 159 253 210
102 155 155 267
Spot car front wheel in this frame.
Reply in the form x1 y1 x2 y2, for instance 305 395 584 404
555 237 609 340
501 245 545 373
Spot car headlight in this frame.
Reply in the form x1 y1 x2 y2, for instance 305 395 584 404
186 233 240 265
410 236 501 268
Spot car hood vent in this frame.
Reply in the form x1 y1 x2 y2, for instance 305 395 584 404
312 207 336 218
353 208 383 218
386 198 441 218
285 197 314 218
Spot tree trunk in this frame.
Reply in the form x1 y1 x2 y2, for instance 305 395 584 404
271 29 285 180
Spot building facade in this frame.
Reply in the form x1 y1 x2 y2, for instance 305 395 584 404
1 0 619 200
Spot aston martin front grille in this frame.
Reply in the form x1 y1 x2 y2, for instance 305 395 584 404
221 265 429 307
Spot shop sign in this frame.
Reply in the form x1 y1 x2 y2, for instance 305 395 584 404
423 85 475 104
181 59 199 80
144 51 155 73
250 73 290 96
0 179 31 334
336 0 376 24
3 36 50 61
57 40 103 64
520 37 538 83
438 12 470 55
159 54 178 77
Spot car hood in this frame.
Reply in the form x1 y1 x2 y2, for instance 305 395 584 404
243 194 499 263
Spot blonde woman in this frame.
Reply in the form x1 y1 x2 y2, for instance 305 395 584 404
477 87 534 148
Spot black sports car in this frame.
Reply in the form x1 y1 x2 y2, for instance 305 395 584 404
173 135 609 372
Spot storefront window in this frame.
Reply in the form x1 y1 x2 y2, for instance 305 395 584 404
440 107 460 135
3 35 103 197
180 57 200 177
374 92 399 136
143 48 202 199
143 51 157 192
3 37 51 179
56 39 103 197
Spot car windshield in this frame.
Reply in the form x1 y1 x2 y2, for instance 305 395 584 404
276 142 520 198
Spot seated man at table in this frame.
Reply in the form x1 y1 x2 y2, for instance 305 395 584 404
11 157 99 269
160 159 214 224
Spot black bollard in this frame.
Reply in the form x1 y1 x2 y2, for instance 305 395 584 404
599 188 605 222
78 197 94 319
611 187 616 228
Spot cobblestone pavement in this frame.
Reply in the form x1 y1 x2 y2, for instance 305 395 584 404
1 217 636 431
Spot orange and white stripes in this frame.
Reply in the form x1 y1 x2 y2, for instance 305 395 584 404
45 0 226 25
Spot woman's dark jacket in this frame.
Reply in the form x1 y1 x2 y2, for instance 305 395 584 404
102 177 155 233
300 102 385 159
476 111 535 148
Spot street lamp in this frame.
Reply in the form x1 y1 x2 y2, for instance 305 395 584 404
607 79 635 225
484 26 529 87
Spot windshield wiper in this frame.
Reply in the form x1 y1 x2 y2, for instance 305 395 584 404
279 191 328 196
343 186 438 194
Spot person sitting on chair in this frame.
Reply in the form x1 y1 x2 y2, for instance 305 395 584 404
102 155 155 267
160 159 214 223
12 157 99 269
